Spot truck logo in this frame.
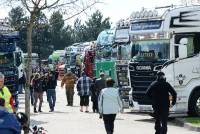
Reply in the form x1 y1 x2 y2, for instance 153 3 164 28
170 10 200 28
176 74 186 85
136 65 151 71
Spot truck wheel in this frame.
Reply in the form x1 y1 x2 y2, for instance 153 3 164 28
189 90 200 116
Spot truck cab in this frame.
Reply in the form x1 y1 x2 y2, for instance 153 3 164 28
128 8 170 112
161 5 200 116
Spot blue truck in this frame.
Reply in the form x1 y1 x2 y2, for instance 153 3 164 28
0 20 22 112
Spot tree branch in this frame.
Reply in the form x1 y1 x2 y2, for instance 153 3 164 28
40 0 60 10
21 0 31 12
63 1 100 21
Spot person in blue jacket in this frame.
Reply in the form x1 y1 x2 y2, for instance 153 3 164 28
0 98 21 134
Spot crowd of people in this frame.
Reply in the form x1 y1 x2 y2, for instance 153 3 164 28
0 67 177 134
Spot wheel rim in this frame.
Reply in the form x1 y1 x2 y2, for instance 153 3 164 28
196 97 200 114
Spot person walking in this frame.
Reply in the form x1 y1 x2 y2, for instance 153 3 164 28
18 70 26 94
146 71 177 134
45 71 57 112
77 72 92 112
61 71 77 106
32 73 44 113
90 77 98 113
0 73 14 113
94 72 106 112
98 78 122 134
30 74 35 106
95 72 106 96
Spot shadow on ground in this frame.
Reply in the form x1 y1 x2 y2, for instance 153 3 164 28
30 119 48 126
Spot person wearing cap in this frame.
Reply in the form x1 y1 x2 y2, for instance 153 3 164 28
95 72 106 96
93 72 106 112
98 78 122 134
76 72 93 112
61 71 77 106
146 71 177 134
0 73 14 113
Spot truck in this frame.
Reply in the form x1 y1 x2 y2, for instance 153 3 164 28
0 19 22 111
128 8 170 113
23 53 39 73
161 5 200 116
114 19 132 108
129 5 200 116
64 44 82 77
95 29 116 79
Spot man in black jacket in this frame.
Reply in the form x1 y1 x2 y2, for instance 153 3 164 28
146 71 177 134
45 71 57 112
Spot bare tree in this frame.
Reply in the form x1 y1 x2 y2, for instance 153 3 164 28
0 0 101 133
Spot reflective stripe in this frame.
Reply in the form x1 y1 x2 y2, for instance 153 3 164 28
0 86 13 113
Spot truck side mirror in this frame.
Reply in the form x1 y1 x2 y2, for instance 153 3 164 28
178 38 188 59
179 38 188 45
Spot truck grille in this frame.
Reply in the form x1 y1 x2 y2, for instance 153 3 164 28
129 63 158 104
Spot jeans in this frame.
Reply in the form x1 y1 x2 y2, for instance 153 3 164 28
18 84 23 93
47 89 56 110
103 114 116 134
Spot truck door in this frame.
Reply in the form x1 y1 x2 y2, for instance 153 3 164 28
173 34 200 87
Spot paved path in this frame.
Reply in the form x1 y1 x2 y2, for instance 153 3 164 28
18 81 198 134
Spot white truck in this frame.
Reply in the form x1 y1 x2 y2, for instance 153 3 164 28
129 5 200 116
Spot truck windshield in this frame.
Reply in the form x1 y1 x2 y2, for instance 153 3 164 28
0 53 14 67
132 39 169 61
118 43 132 60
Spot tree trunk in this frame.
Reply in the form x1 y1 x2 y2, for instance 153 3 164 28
24 15 34 134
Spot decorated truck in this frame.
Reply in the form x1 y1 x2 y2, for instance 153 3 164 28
129 5 200 116
95 29 116 79
114 19 132 108
128 8 170 113
0 19 22 111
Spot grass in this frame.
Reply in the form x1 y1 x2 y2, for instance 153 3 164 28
186 117 200 125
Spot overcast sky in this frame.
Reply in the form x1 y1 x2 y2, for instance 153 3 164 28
0 0 189 25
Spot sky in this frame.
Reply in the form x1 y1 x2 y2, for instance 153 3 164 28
0 0 193 26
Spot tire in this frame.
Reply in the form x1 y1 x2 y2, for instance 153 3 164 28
188 90 200 117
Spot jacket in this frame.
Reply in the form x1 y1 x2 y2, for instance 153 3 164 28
94 78 106 95
61 72 76 89
146 79 177 109
0 109 21 134
44 75 57 90
0 86 14 113
98 87 122 114
77 75 92 96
